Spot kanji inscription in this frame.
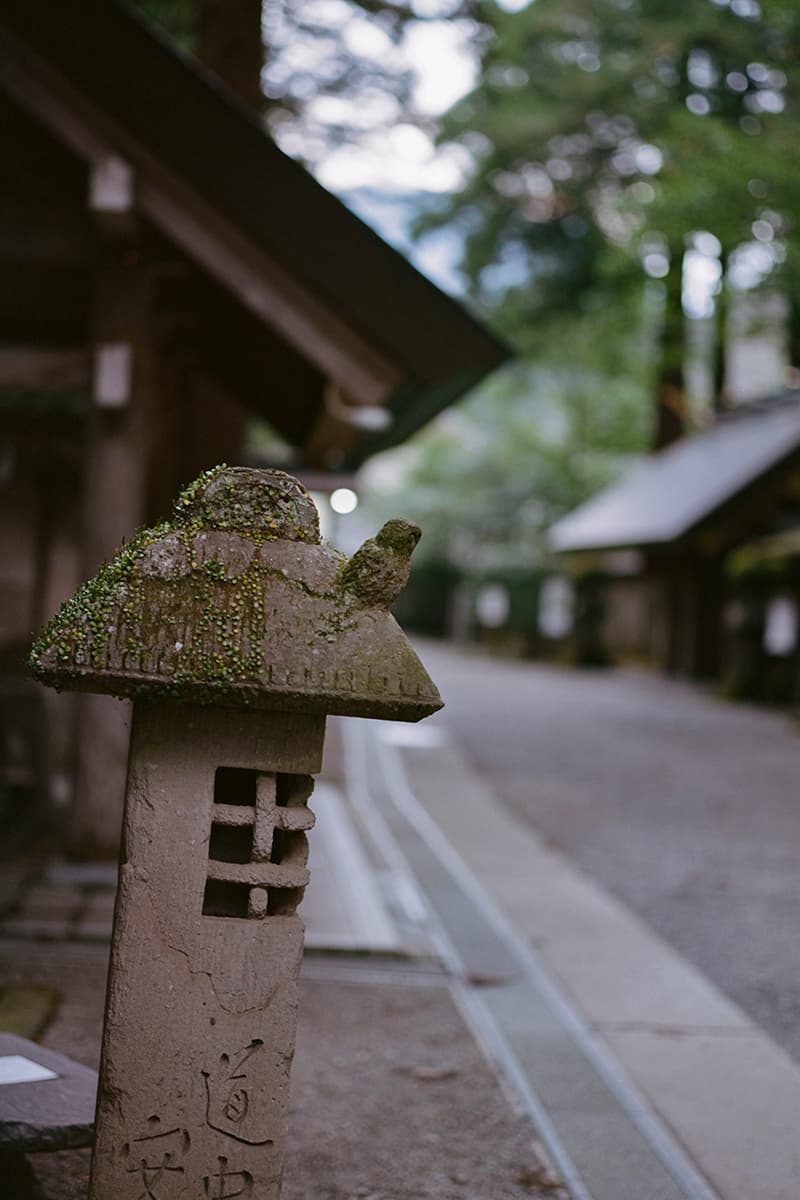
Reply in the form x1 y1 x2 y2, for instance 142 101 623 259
202 1156 255 1198
203 1039 275 1145
121 1118 189 1200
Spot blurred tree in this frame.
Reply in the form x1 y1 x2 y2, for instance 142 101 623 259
133 0 195 50
132 0 486 160
421 0 800 440
133 0 264 108
132 0 800 568
374 358 649 569
368 0 800 570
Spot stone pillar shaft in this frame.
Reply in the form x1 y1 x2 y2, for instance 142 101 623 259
30 466 442 1198
89 702 325 1200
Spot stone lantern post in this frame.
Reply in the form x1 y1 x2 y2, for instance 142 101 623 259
29 466 441 1200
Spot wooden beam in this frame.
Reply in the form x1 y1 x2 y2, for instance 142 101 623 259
0 33 402 408
89 155 134 214
302 407 361 471
139 184 402 407
93 342 133 408
89 155 137 239
196 0 264 112
302 382 393 468
0 206 91 264
0 345 90 391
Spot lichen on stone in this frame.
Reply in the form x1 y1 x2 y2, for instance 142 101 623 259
338 518 421 610
172 464 320 543
28 466 442 720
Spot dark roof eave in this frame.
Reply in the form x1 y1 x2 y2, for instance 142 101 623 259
0 0 510 392
343 363 510 469
549 398 800 557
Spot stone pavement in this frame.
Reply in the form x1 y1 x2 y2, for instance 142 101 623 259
418 638 800 1064
0 717 567 1200
3 691 800 1199
360 692 800 1200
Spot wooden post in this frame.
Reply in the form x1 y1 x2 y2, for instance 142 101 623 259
197 0 265 112
69 261 155 859
690 556 723 680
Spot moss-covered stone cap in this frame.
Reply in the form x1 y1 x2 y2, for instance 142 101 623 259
174 465 320 542
29 466 442 721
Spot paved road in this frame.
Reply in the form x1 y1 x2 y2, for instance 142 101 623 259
417 639 800 1064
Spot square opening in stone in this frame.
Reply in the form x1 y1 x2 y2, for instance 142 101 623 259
214 767 258 806
276 772 313 808
208 822 254 864
267 887 304 916
202 879 250 918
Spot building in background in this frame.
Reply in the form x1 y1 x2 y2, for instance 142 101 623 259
0 0 509 857
549 393 800 688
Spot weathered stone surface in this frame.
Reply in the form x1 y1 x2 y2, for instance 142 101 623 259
88 704 324 1200
0 1033 97 1153
137 532 190 580
26 466 444 1200
339 517 420 608
29 467 441 722
191 530 255 579
180 466 320 543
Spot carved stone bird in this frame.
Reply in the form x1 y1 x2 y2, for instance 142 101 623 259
340 518 421 609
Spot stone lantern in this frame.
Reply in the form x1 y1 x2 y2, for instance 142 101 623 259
29 466 441 1200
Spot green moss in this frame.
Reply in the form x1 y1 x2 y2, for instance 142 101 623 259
172 464 319 542
375 518 420 554
727 535 800 580
29 519 172 673
29 465 358 694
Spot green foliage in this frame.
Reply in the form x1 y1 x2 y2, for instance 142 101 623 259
30 467 328 697
383 0 800 566
426 0 800 322
130 0 800 567
129 0 486 159
130 0 197 50
368 353 650 570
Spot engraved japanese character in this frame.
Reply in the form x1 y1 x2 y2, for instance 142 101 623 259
121 1117 189 1199
202 1155 254 1198
202 1039 275 1145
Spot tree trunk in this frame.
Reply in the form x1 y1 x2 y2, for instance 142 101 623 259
654 251 686 449
691 556 724 679
788 291 800 371
712 249 729 412
196 0 264 112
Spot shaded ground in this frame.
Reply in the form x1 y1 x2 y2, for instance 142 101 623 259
287 967 565 1200
0 940 565 1200
419 639 800 1063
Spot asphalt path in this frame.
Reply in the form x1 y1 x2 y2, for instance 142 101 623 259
416 638 800 1064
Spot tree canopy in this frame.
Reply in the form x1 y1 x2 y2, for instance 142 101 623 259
429 0 797 317
132 0 800 571
131 0 484 159
378 0 800 569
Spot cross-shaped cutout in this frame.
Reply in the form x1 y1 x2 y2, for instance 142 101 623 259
202 770 315 918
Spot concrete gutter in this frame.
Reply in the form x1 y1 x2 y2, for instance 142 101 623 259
340 714 800 1200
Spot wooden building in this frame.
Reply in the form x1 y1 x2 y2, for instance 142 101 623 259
549 394 800 682
0 0 509 855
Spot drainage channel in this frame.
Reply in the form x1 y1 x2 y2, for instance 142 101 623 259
342 718 721 1200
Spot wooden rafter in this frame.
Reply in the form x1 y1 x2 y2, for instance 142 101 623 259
0 346 90 392
0 32 401 410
